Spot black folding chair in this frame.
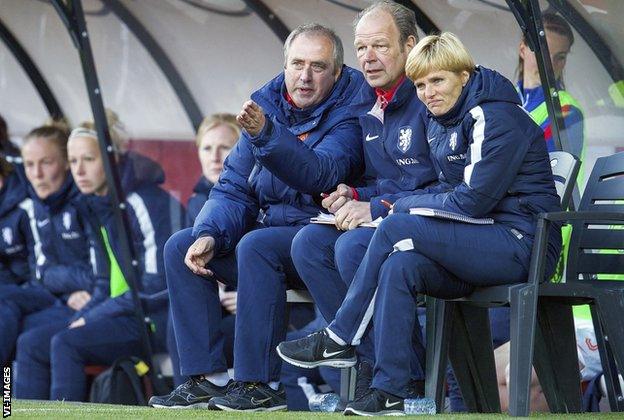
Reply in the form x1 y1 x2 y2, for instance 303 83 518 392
425 151 581 416
538 151 624 412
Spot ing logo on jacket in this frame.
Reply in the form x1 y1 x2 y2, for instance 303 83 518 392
397 126 412 153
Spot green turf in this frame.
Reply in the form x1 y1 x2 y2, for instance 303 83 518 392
7 400 623 419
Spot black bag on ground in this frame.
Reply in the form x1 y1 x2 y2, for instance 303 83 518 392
89 357 152 405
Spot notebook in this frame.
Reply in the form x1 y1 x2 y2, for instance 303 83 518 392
409 207 494 225
310 212 382 228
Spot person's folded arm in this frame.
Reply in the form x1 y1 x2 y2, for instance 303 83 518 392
394 106 531 217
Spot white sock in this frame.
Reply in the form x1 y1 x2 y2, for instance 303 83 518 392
268 381 280 391
325 327 348 346
203 371 230 387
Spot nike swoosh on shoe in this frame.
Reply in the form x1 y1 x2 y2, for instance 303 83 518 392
322 349 346 358
250 397 273 405
385 399 401 408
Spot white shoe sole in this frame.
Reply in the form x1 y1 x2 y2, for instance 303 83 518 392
276 345 357 369
150 402 211 409
343 407 405 416
213 404 287 412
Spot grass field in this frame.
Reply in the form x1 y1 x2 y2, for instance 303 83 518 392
7 400 624 419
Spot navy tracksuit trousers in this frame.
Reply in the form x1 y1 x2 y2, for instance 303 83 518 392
326 213 541 397
166 225 306 383
14 314 144 401
291 224 375 362
291 224 425 380
0 284 64 366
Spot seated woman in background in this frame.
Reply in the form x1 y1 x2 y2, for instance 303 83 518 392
15 111 184 401
0 156 34 287
165 113 240 389
187 113 240 223
4 125 95 390
277 32 562 416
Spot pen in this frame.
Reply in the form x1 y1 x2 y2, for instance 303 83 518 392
320 193 330 198
380 199 393 209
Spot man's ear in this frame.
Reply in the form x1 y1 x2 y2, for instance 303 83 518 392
334 65 342 82
404 35 417 52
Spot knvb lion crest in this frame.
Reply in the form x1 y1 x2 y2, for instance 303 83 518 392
397 126 412 154
449 132 458 151
2 227 12 245
63 212 72 230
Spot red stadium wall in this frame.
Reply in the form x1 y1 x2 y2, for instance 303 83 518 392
127 139 200 206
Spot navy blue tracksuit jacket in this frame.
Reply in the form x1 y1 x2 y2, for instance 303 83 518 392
353 77 437 219
192 65 365 252
0 170 35 286
393 66 562 238
32 176 94 296
75 152 184 342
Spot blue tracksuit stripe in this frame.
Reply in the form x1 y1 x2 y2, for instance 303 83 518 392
17 198 40 280
127 192 158 274
464 106 485 186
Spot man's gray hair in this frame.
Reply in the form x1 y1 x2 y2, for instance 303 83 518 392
354 0 418 46
283 23 344 71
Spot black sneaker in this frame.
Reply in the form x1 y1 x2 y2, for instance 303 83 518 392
354 360 373 400
208 381 287 412
148 376 231 409
276 329 356 368
344 388 404 416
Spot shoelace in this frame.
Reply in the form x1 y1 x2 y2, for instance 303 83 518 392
295 330 324 349
177 376 201 391
227 381 258 396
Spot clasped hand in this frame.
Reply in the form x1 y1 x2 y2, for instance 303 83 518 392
322 183 372 231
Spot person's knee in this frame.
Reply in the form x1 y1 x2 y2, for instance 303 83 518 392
379 252 428 292
50 330 74 358
334 229 366 262
16 330 42 362
235 229 275 260
291 225 329 267
164 228 194 260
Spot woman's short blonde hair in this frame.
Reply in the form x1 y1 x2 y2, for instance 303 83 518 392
405 32 475 81
74 109 128 154
195 113 241 147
